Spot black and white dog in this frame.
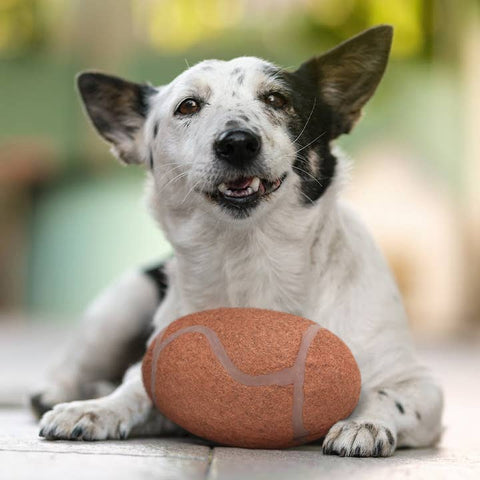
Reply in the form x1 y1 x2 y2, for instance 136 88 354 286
32 25 443 457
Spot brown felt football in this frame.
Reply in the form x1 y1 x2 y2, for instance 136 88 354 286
142 308 361 449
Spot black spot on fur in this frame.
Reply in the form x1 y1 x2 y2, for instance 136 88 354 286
153 122 158 138
239 115 249 123
121 323 154 379
29 393 52 419
276 68 337 204
416 411 422 421
237 74 245 85
231 67 241 75
149 150 154 170
395 401 405 414
144 263 168 300
378 390 388 396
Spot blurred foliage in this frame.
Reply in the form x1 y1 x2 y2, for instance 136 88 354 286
0 0 432 59
0 0 43 56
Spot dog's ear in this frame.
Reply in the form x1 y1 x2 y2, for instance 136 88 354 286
295 25 393 138
77 72 156 164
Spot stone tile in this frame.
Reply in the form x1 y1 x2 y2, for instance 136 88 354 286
0 451 209 480
0 408 210 460
208 446 480 480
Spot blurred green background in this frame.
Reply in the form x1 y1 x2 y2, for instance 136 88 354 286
1 0 479 337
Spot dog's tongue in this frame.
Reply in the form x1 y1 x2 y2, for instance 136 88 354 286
226 177 253 190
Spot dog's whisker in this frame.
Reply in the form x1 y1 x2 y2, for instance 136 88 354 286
295 131 327 153
180 178 205 205
158 161 196 169
298 189 315 205
292 98 317 145
157 170 190 195
292 165 323 187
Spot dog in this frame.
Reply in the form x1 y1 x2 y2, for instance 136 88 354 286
31 25 443 457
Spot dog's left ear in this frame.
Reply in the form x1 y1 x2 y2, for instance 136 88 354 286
296 25 393 138
77 72 157 164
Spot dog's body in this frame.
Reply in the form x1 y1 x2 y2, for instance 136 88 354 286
33 26 443 456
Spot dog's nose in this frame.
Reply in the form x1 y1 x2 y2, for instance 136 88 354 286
214 129 261 167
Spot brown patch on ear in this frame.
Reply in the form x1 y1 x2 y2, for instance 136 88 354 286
296 25 393 138
77 72 155 164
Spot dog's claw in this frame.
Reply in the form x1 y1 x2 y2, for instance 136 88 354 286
323 421 396 457
71 426 83 439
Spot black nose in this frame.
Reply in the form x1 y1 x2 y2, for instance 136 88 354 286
214 129 261 167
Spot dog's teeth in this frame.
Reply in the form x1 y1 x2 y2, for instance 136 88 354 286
246 187 253 195
218 183 227 193
250 177 261 192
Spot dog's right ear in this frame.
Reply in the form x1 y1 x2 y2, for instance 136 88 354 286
295 25 393 138
77 72 157 164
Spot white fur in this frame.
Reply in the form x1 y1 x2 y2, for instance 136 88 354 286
37 56 443 457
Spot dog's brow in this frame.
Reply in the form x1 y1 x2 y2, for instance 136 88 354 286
179 79 212 99
258 76 289 94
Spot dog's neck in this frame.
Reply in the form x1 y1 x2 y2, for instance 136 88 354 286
147 158 347 317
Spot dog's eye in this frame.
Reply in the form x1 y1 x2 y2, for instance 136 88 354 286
176 98 201 115
264 92 287 109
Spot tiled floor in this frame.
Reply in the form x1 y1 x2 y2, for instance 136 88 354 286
0 321 479 479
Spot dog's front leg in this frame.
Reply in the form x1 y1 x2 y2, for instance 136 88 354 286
31 269 162 418
38 363 182 440
322 378 443 457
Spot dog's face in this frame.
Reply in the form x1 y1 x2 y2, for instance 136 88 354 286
78 26 392 220
146 57 297 219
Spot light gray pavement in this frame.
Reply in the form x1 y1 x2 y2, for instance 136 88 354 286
0 319 479 479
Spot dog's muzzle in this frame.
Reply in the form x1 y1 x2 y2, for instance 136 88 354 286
205 128 286 217
214 129 261 168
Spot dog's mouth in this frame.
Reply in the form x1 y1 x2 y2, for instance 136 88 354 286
206 173 287 209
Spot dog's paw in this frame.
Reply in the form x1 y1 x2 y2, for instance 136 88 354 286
322 420 396 457
39 399 130 441
31 381 116 420
30 384 78 419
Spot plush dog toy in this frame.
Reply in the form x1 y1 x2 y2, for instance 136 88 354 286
142 308 360 449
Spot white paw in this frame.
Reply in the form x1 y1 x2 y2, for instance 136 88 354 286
323 420 397 457
30 383 79 419
31 381 116 418
39 399 131 441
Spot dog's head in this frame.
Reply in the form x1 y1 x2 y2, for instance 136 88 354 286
78 26 392 221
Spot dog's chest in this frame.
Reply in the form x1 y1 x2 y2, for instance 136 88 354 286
177 225 313 316
222 239 307 313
